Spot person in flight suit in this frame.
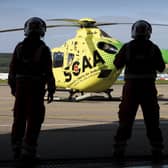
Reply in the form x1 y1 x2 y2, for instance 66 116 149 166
8 17 56 161
113 20 165 161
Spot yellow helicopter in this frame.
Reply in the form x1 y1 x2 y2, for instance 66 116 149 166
47 18 168 100
1 17 168 101
48 18 124 100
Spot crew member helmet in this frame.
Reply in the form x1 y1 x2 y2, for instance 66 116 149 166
24 17 46 37
131 20 152 39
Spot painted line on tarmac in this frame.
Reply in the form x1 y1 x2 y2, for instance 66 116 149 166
1 121 168 128
42 123 109 127
0 122 109 128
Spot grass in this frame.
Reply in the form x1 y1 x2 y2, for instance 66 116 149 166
0 53 12 73
0 80 8 85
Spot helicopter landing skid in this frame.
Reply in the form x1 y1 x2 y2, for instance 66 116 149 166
49 88 122 102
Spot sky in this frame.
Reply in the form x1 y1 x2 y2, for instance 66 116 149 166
0 0 168 52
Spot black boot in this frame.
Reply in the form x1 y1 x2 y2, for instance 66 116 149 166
151 142 164 162
11 141 22 160
152 148 163 162
19 143 39 167
113 141 126 162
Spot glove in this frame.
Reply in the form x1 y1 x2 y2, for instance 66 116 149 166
8 75 16 96
47 92 54 104
11 88 16 97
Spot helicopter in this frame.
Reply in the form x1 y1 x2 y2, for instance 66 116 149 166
1 17 168 101
47 18 168 100
49 18 125 100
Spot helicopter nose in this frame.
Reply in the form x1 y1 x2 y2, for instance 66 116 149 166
98 69 112 78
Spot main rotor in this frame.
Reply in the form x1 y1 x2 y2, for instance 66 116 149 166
0 17 168 33
46 17 127 28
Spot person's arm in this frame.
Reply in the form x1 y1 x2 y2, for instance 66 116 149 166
113 44 127 70
154 46 165 73
44 46 56 103
8 46 18 96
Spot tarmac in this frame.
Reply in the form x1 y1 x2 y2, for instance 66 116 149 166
0 84 168 167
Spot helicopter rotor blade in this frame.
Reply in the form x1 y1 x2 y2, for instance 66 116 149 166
0 23 133 33
47 18 100 27
47 18 132 27
0 27 24 33
0 24 78 33
47 18 80 26
47 18 79 23
47 24 78 28
47 19 133 27
96 22 168 27
96 22 133 26
151 23 168 26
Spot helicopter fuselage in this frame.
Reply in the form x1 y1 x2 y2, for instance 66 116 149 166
52 27 123 92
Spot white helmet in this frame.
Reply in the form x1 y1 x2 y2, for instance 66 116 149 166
131 20 152 39
24 17 46 37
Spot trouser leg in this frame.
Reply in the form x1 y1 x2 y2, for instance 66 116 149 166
114 82 139 158
142 105 163 153
141 85 164 160
21 102 45 159
11 104 26 160
114 83 138 158
113 118 135 158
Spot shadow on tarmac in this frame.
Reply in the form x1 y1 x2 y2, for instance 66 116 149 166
0 119 168 167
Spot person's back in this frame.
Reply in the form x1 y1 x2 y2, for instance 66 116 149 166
15 38 47 76
123 39 165 79
8 17 56 164
113 20 165 161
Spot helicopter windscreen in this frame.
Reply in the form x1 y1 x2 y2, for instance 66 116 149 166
97 42 118 54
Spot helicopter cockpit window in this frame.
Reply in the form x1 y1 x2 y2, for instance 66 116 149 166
53 52 64 68
97 42 118 54
68 53 74 65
